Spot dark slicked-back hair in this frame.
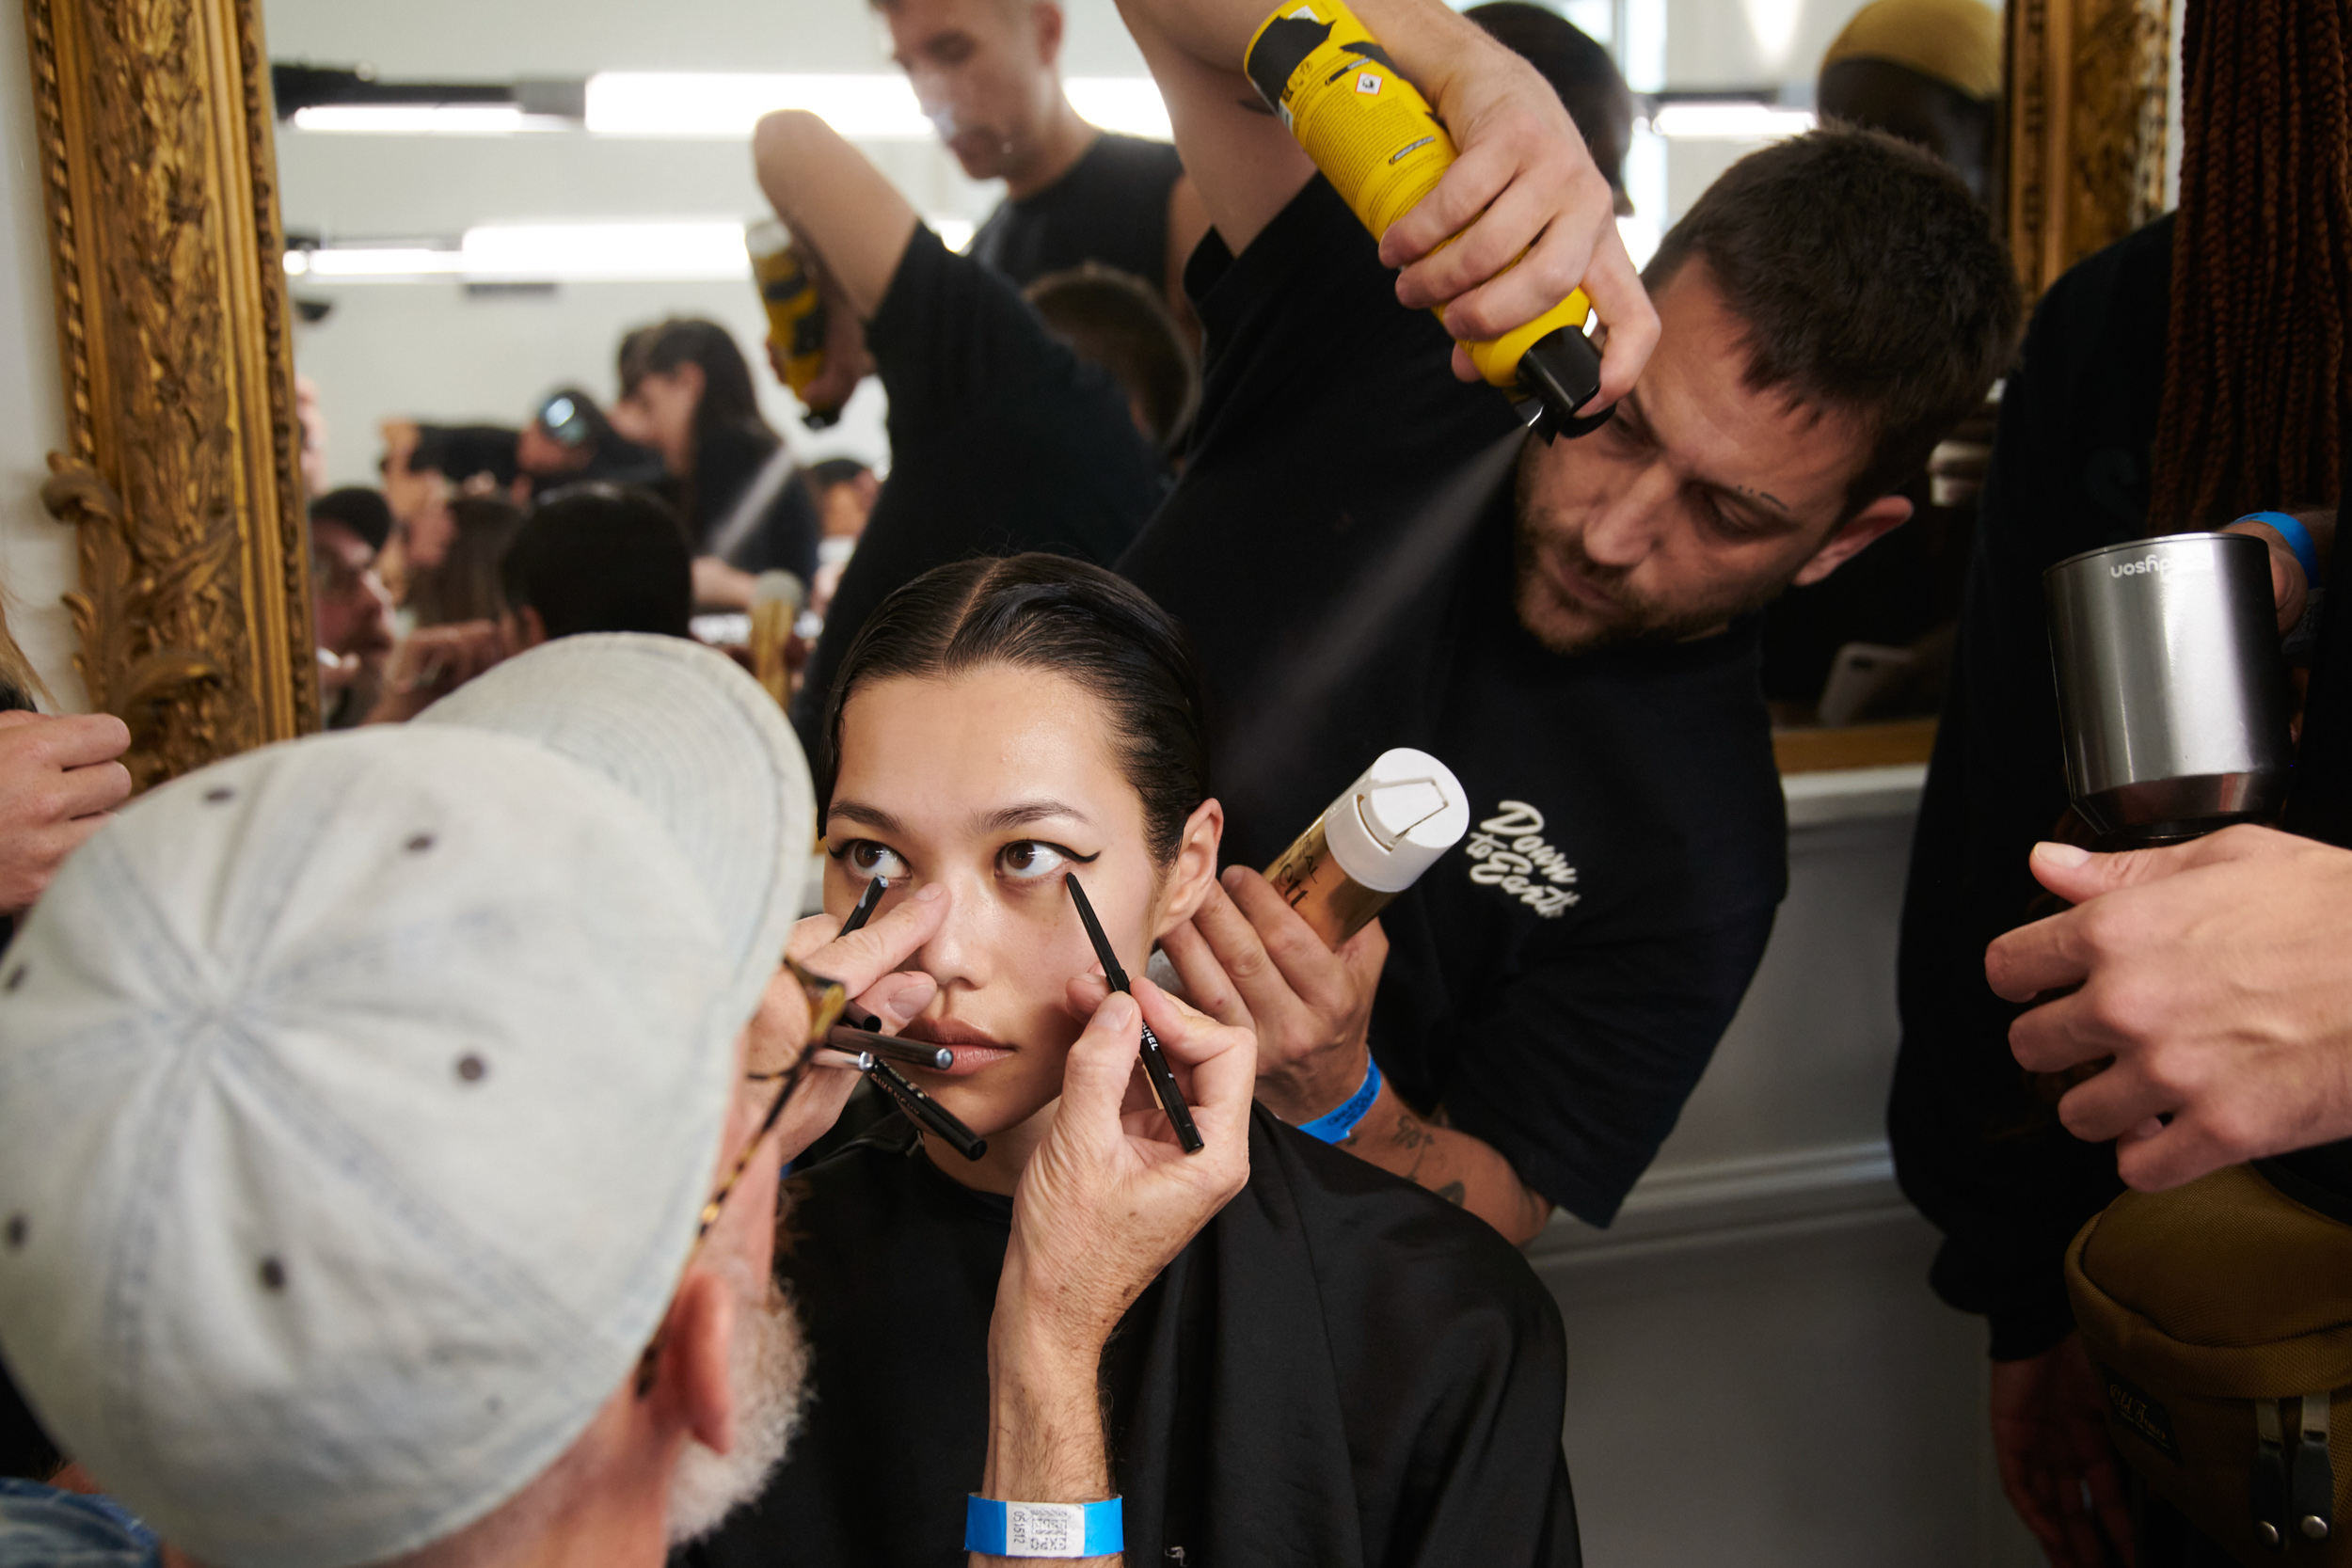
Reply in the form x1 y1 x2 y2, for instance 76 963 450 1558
1645 125 2020 515
822 554 1209 864
500 483 692 641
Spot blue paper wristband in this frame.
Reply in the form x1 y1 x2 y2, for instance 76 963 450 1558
1298 1053 1382 1144
2240 511 2321 591
964 1496 1123 1558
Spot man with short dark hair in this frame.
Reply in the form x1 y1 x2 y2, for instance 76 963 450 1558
309 487 397 730
1116 0 2019 1241
498 483 695 651
871 0 1209 333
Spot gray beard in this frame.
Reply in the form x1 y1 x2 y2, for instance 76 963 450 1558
664 1281 811 1545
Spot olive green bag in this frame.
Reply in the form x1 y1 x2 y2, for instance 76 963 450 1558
2066 1163 2352 1563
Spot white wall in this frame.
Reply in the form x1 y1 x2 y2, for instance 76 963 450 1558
0 0 81 710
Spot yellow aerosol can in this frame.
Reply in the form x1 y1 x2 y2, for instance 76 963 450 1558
748 218 842 430
1265 748 1471 948
1244 0 1607 437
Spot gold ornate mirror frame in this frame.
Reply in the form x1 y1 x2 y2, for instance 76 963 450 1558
22 0 314 789
2005 0 2174 299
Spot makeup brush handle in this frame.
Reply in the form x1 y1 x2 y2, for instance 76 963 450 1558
1137 1022 1205 1154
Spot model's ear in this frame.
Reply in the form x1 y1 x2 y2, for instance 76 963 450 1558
1033 0 1065 66
1791 494 1913 588
1152 798 1225 937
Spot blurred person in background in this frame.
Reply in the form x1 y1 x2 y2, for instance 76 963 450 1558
872 0 1209 337
294 373 330 499
1463 2 1635 215
749 109 1173 766
309 486 398 730
1755 0 2002 721
1025 263 1197 453
802 457 879 621
405 493 524 630
613 318 822 614
1817 0 2001 205
500 483 695 651
514 387 664 500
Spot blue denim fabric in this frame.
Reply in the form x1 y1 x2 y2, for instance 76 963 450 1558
0 1479 161 1567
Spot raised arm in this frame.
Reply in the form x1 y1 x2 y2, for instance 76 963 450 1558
1111 0 1654 401
751 110 921 321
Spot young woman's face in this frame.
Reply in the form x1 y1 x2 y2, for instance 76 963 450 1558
824 663 1217 1138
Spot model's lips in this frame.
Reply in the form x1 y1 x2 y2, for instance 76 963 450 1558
900 1019 1017 1078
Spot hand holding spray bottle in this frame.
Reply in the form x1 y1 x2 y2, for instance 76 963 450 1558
1245 0 1611 438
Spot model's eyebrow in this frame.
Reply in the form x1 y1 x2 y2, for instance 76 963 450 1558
827 800 906 835
973 800 1093 835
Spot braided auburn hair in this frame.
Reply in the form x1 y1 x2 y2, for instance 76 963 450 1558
2148 0 2352 531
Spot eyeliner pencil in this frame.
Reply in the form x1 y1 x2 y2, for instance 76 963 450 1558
828 1022 954 1072
1064 873 1205 1154
833 876 890 1030
868 1058 988 1161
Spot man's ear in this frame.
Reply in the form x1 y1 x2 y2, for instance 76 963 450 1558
648 1269 738 1457
1152 798 1225 937
1790 494 1914 588
1033 0 1065 66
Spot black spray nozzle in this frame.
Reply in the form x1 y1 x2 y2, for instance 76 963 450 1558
1517 325 1613 443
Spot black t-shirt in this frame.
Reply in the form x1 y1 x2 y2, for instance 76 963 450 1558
1888 215 2174 1358
789 226 1167 762
971 132 1184 292
1118 178 1788 1226
689 421 821 586
688 1108 1579 1568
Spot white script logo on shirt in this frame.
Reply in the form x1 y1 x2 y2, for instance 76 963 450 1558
1464 801 1579 918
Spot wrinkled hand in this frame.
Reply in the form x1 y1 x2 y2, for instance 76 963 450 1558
0 711 132 913
742 883 949 1165
1377 40 1657 407
1988 829 2352 1191
999 975 1255 1357
1160 867 1385 1124
366 622 506 724
1990 1335 2133 1567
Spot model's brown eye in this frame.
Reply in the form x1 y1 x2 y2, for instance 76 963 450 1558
833 839 909 882
999 841 1094 881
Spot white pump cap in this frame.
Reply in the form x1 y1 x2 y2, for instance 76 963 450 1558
1320 747 1471 894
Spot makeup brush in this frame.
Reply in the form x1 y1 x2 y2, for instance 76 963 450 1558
1064 873 1204 1154
828 1022 954 1072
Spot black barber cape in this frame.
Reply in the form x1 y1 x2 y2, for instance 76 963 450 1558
790 225 1166 764
1119 178 1787 1226
689 1107 1579 1567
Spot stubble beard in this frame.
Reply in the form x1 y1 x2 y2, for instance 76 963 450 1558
1510 457 1789 656
664 1277 812 1544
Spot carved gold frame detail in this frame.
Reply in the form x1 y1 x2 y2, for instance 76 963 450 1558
2005 0 2174 300
22 0 314 787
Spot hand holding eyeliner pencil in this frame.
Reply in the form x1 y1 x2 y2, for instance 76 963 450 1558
818 874 987 1159
1064 873 1204 1154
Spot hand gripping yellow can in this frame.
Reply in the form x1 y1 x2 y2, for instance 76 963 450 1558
1244 0 1607 436
748 218 842 430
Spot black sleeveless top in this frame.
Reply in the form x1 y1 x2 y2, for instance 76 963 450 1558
970 132 1184 292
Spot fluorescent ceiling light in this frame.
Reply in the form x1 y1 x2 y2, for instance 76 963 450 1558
289 104 570 135
1648 103 1815 140
584 71 1169 142
587 73 930 139
461 219 752 279
286 214 982 281
1062 79 1171 140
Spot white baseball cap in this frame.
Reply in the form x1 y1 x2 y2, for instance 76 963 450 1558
0 634 813 1568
